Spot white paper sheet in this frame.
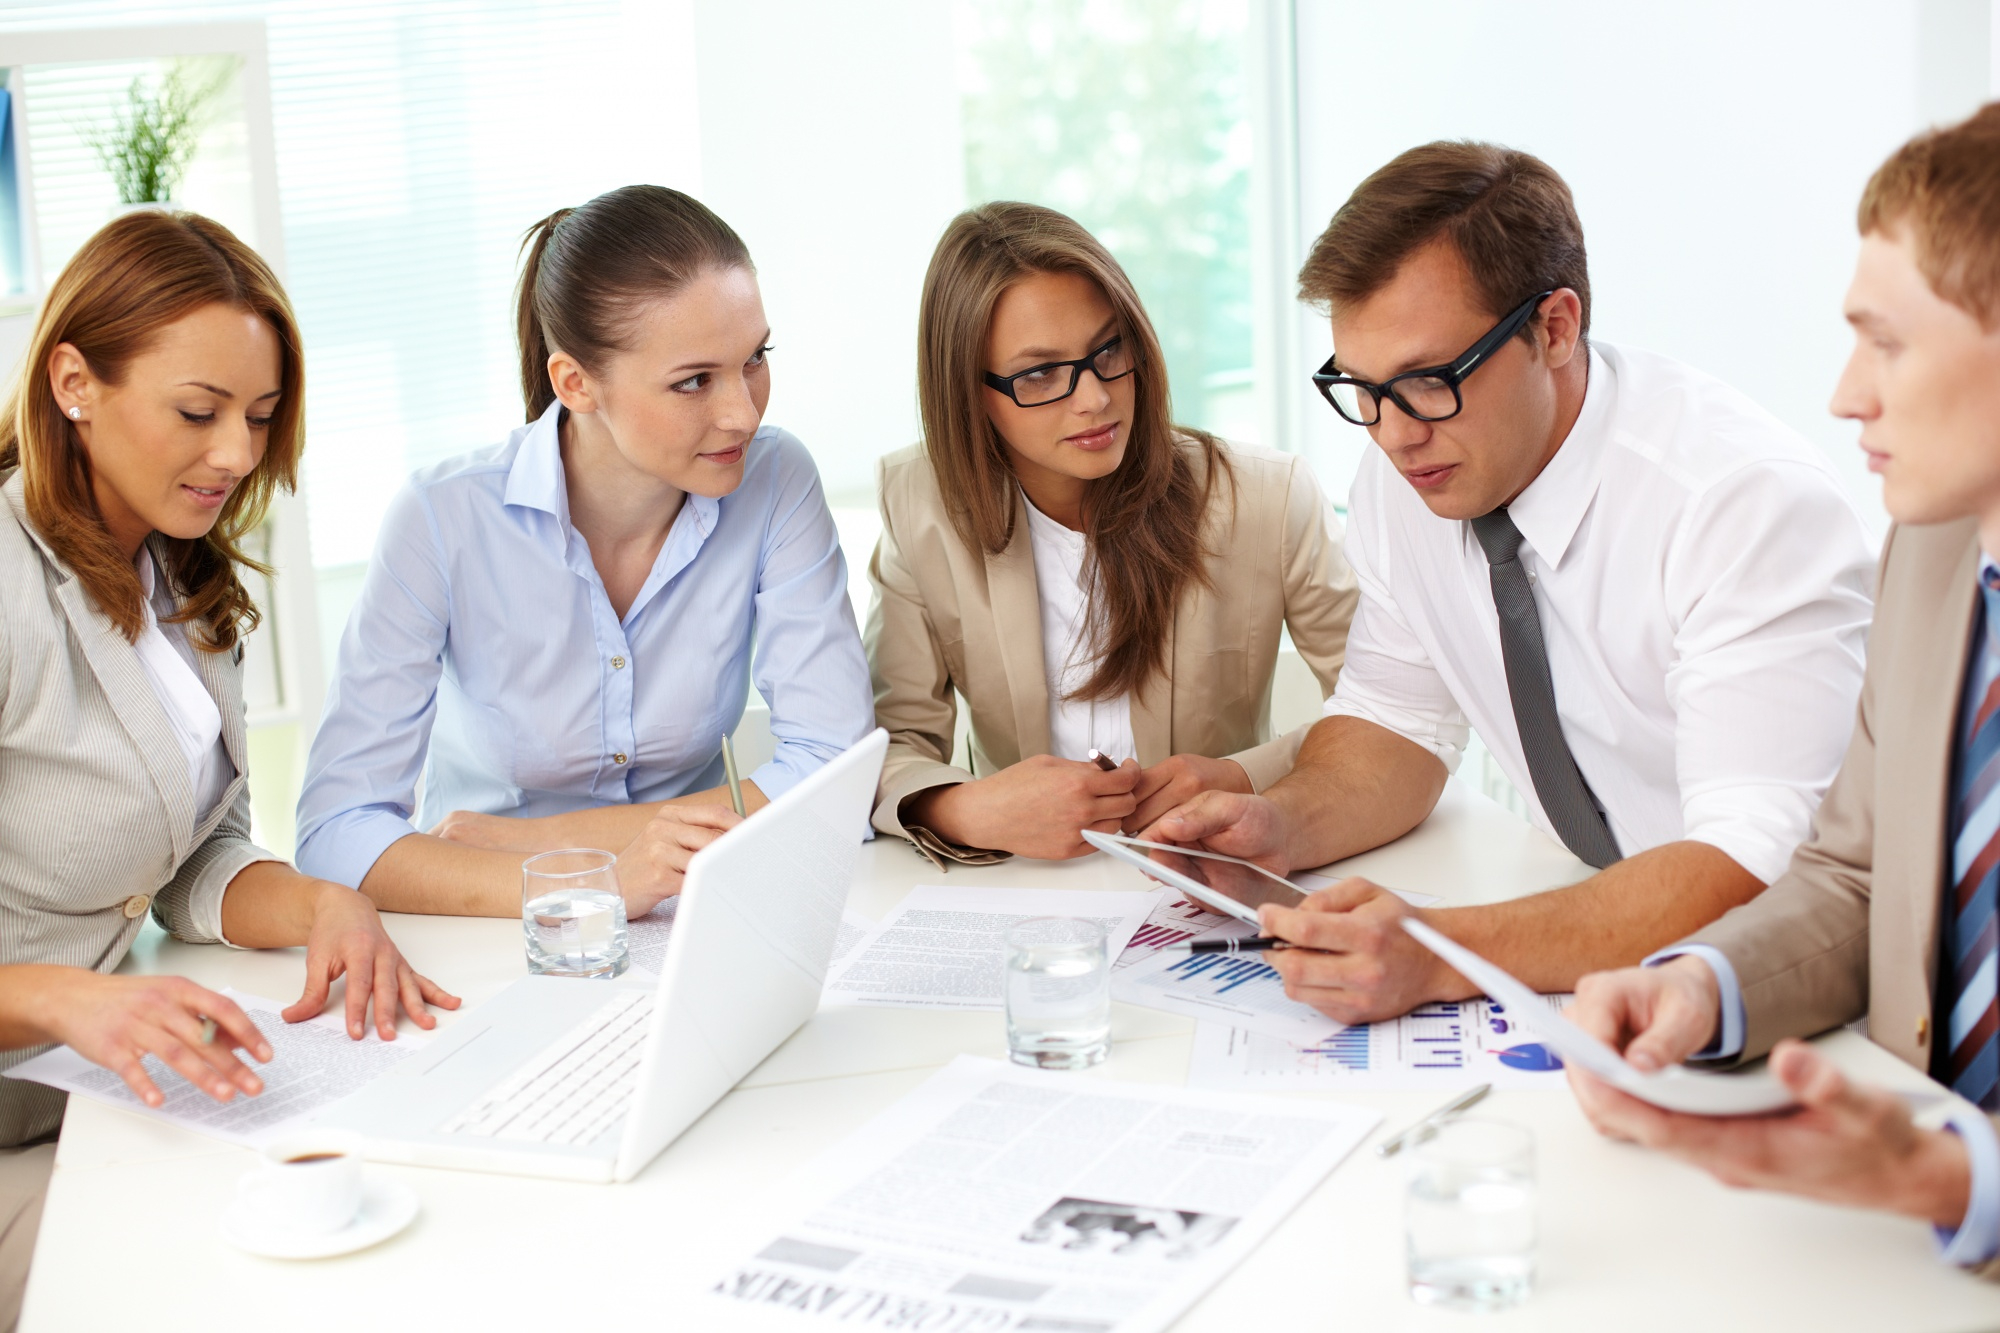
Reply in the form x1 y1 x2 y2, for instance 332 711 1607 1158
823 886 1161 1011
1110 889 1441 1043
4 988 427 1146
1188 992 1572 1092
626 900 876 982
1111 895 1235 972
708 1055 1379 1333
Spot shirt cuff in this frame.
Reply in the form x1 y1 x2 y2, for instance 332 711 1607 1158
1937 1107 2000 1267
1644 944 1745 1060
294 807 419 891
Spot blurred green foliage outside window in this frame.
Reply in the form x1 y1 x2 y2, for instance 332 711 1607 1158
956 0 1256 443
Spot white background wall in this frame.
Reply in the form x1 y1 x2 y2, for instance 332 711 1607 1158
691 0 965 505
1290 0 1998 528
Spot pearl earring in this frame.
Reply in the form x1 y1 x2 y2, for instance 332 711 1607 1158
66 406 80 420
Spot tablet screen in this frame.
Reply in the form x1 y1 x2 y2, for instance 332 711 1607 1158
1095 834 1308 914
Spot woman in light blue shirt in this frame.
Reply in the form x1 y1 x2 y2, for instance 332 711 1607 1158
295 186 873 917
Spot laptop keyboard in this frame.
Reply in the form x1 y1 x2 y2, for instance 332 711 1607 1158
439 990 655 1146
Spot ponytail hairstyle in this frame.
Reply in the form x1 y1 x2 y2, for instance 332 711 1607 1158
0 210 304 651
516 185 754 421
917 202 1232 704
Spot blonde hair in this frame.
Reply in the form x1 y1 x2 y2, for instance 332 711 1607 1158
917 202 1230 703
0 210 304 650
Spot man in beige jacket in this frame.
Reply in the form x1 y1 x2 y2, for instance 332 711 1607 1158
1566 104 2000 1278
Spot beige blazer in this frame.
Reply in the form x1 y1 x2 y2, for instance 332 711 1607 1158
0 470 269 1146
1681 517 2000 1279
866 439 1359 850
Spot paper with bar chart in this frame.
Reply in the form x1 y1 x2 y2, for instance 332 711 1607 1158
1186 993 1573 1092
1109 889 1443 1044
1111 895 1237 972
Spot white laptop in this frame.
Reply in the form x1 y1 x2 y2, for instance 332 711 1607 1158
318 729 888 1183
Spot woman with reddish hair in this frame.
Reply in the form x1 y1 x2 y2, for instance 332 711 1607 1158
0 211 456 1322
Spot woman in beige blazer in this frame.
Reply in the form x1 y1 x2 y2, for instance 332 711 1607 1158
0 213 455 1324
870 203 1358 864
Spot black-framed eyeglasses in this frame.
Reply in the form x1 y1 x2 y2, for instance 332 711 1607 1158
1310 289 1555 426
984 335 1136 407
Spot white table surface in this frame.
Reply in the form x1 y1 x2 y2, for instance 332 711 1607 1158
20 781 2000 1331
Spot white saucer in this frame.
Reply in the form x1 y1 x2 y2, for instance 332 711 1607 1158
220 1175 419 1260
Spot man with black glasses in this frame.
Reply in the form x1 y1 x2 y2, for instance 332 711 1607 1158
1140 141 1875 1024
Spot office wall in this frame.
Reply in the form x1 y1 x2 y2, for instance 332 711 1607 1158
1291 0 1997 527
691 0 965 505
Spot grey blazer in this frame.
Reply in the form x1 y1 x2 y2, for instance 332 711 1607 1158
0 470 270 1145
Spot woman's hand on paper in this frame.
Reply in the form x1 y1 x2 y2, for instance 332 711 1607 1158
905 755 1141 860
29 969 272 1108
1124 754 1252 836
286 883 461 1040
615 804 744 916
1253 879 1461 1023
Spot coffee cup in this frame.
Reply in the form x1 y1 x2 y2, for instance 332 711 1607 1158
237 1133 364 1235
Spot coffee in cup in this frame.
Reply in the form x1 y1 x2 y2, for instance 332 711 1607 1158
238 1133 364 1235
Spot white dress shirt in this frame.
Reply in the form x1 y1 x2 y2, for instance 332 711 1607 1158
132 548 233 826
1325 341 1875 882
1024 496 1136 765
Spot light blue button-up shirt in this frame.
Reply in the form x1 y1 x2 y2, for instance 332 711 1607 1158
294 403 873 891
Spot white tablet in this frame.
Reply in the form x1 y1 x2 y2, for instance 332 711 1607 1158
1401 918 1797 1117
1080 830 1309 925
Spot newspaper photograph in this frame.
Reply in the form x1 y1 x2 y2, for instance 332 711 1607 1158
709 1055 1378 1332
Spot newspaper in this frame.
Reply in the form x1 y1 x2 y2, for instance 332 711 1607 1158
824 886 1160 1011
709 1055 1378 1332
4 987 427 1146
1109 889 1440 1043
1188 993 1573 1092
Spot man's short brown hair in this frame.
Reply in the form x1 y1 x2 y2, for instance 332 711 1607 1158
1297 140 1590 340
1859 101 2000 328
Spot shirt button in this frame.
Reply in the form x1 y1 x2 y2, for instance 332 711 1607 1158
613 753 628 765
611 656 626 670
122 894 150 919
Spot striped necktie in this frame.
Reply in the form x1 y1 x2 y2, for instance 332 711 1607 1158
1944 565 2000 1110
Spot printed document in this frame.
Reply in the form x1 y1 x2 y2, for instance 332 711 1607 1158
1188 993 1572 1093
1111 895 1235 972
824 886 1159 1011
1110 889 1439 1043
709 1055 1378 1333
628 899 875 981
5 988 425 1146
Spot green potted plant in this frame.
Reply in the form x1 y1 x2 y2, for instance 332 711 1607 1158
84 58 234 210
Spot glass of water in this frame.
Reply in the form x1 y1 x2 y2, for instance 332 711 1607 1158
1004 916 1110 1069
1406 1118 1536 1311
522 849 629 979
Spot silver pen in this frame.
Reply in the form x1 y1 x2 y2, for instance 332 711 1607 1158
720 734 746 817
1373 1082 1492 1158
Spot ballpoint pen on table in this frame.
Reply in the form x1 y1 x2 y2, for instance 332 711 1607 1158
1373 1083 1493 1158
1167 936 1304 955
720 734 747 817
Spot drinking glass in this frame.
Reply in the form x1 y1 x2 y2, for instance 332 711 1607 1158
1004 916 1110 1069
522 849 629 979
1406 1118 1537 1311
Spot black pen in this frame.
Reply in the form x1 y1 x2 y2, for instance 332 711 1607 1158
1169 936 1298 955
1087 748 1122 772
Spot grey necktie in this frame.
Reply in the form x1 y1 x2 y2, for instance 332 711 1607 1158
1468 508 1622 869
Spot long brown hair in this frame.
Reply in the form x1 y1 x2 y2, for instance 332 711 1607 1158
516 185 752 420
918 202 1230 703
0 211 303 652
